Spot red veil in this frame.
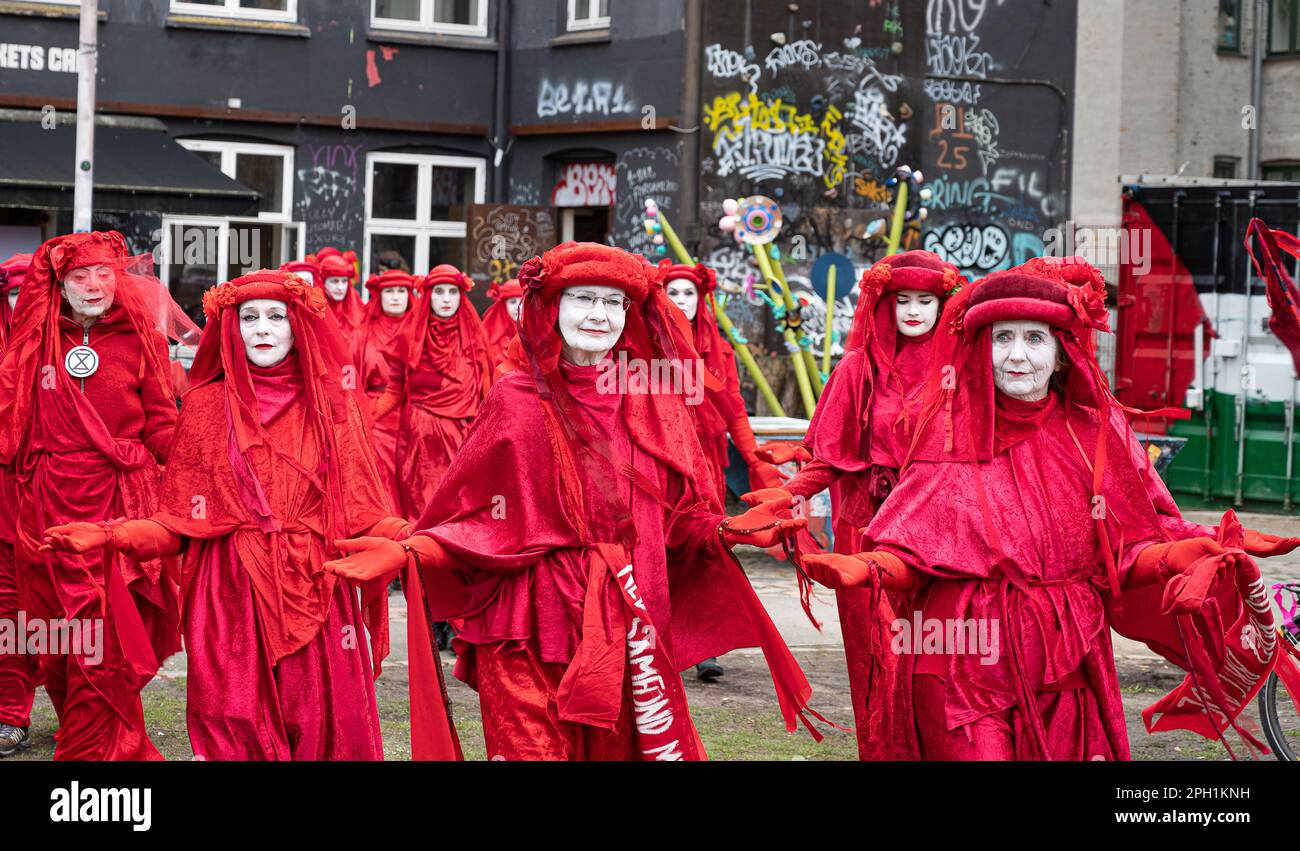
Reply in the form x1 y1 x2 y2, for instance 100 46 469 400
0 253 31 351
481 277 523 376
0 232 197 467
390 264 489 382
309 248 365 333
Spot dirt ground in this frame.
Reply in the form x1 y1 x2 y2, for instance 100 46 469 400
9 508 1299 761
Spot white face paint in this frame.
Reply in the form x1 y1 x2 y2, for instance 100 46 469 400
665 278 700 322
558 284 628 366
991 320 1059 402
323 276 350 302
239 298 294 368
61 265 116 324
380 286 409 317
506 296 522 325
428 284 461 319
895 290 939 337
6 288 17 311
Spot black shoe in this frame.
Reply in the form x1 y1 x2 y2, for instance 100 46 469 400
435 622 454 652
695 658 724 682
0 724 30 757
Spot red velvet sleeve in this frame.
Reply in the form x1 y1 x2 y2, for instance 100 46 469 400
140 335 179 463
782 455 841 499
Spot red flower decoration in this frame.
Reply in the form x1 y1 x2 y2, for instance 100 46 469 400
859 262 893 297
518 256 548 292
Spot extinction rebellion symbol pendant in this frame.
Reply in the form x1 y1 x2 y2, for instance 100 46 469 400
64 345 99 379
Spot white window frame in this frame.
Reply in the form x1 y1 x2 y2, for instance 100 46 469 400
41 0 81 5
566 0 609 32
159 217 305 289
169 0 298 23
371 0 489 37
364 152 486 276
177 139 295 222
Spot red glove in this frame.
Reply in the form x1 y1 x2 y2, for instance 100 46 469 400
748 461 786 491
1242 528 1300 557
371 387 402 422
367 516 416 541
800 551 914 591
756 444 812 466
1127 536 1240 590
720 496 807 548
324 537 407 583
741 487 793 511
42 522 111 554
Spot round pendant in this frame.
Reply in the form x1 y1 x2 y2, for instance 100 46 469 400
65 344 99 379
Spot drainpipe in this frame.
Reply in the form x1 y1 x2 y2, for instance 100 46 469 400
73 0 99 232
1249 0 1265 179
490 0 512 202
678 0 703 249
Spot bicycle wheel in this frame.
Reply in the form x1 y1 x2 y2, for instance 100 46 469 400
1259 667 1299 761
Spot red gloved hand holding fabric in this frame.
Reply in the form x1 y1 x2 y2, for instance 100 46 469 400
719 494 807 549
800 551 915 591
325 534 449 583
41 522 111 553
1242 528 1300 557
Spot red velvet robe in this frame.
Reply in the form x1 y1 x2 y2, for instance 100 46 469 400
0 291 35 730
862 396 1166 760
388 314 490 520
412 363 807 759
351 311 406 510
12 306 180 760
149 360 393 760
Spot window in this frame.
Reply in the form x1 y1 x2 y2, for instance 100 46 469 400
364 153 486 277
1214 156 1240 179
1263 161 1300 182
162 140 302 322
567 0 609 31
1270 0 1300 56
169 0 297 22
371 0 488 36
1218 0 1242 51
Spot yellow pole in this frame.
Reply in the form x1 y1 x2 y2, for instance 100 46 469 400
886 182 909 256
821 264 836 377
655 211 787 416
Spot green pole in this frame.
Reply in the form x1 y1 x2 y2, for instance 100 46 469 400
886 182 909 257
767 253 824 398
754 246 816 418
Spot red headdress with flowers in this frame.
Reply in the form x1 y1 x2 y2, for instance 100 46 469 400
0 231 199 465
279 258 322 288
188 269 364 537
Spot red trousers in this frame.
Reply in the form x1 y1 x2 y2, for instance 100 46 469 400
472 638 649 761
184 538 383 761
0 541 39 728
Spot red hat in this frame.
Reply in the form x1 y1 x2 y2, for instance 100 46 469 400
423 264 474 292
960 258 1110 338
314 249 359 284
657 261 717 295
846 250 966 355
487 278 524 300
365 269 418 296
279 259 321 287
1 254 32 293
517 241 656 305
202 269 328 321
47 231 129 279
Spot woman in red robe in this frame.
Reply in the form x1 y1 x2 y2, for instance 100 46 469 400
326 242 821 761
373 264 491 521
0 232 190 760
0 253 37 756
42 269 452 760
481 277 523 378
800 259 1285 760
660 261 784 499
742 250 963 759
311 248 364 337
351 269 418 510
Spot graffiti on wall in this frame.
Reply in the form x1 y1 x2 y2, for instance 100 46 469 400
297 165 364 251
537 78 637 119
921 0 1064 276
467 204 557 286
613 145 682 257
552 162 617 207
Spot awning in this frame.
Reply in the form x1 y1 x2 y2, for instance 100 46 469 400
0 115 260 216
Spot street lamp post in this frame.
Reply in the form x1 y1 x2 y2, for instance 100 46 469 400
73 0 99 233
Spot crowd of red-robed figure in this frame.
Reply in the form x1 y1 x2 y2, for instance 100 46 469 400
3 227 1300 761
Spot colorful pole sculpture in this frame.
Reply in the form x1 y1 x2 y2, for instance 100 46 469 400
644 199 787 418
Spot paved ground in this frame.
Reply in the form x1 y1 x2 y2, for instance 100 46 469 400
10 508 1300 761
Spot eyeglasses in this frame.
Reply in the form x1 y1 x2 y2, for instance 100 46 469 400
563 292 630 314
